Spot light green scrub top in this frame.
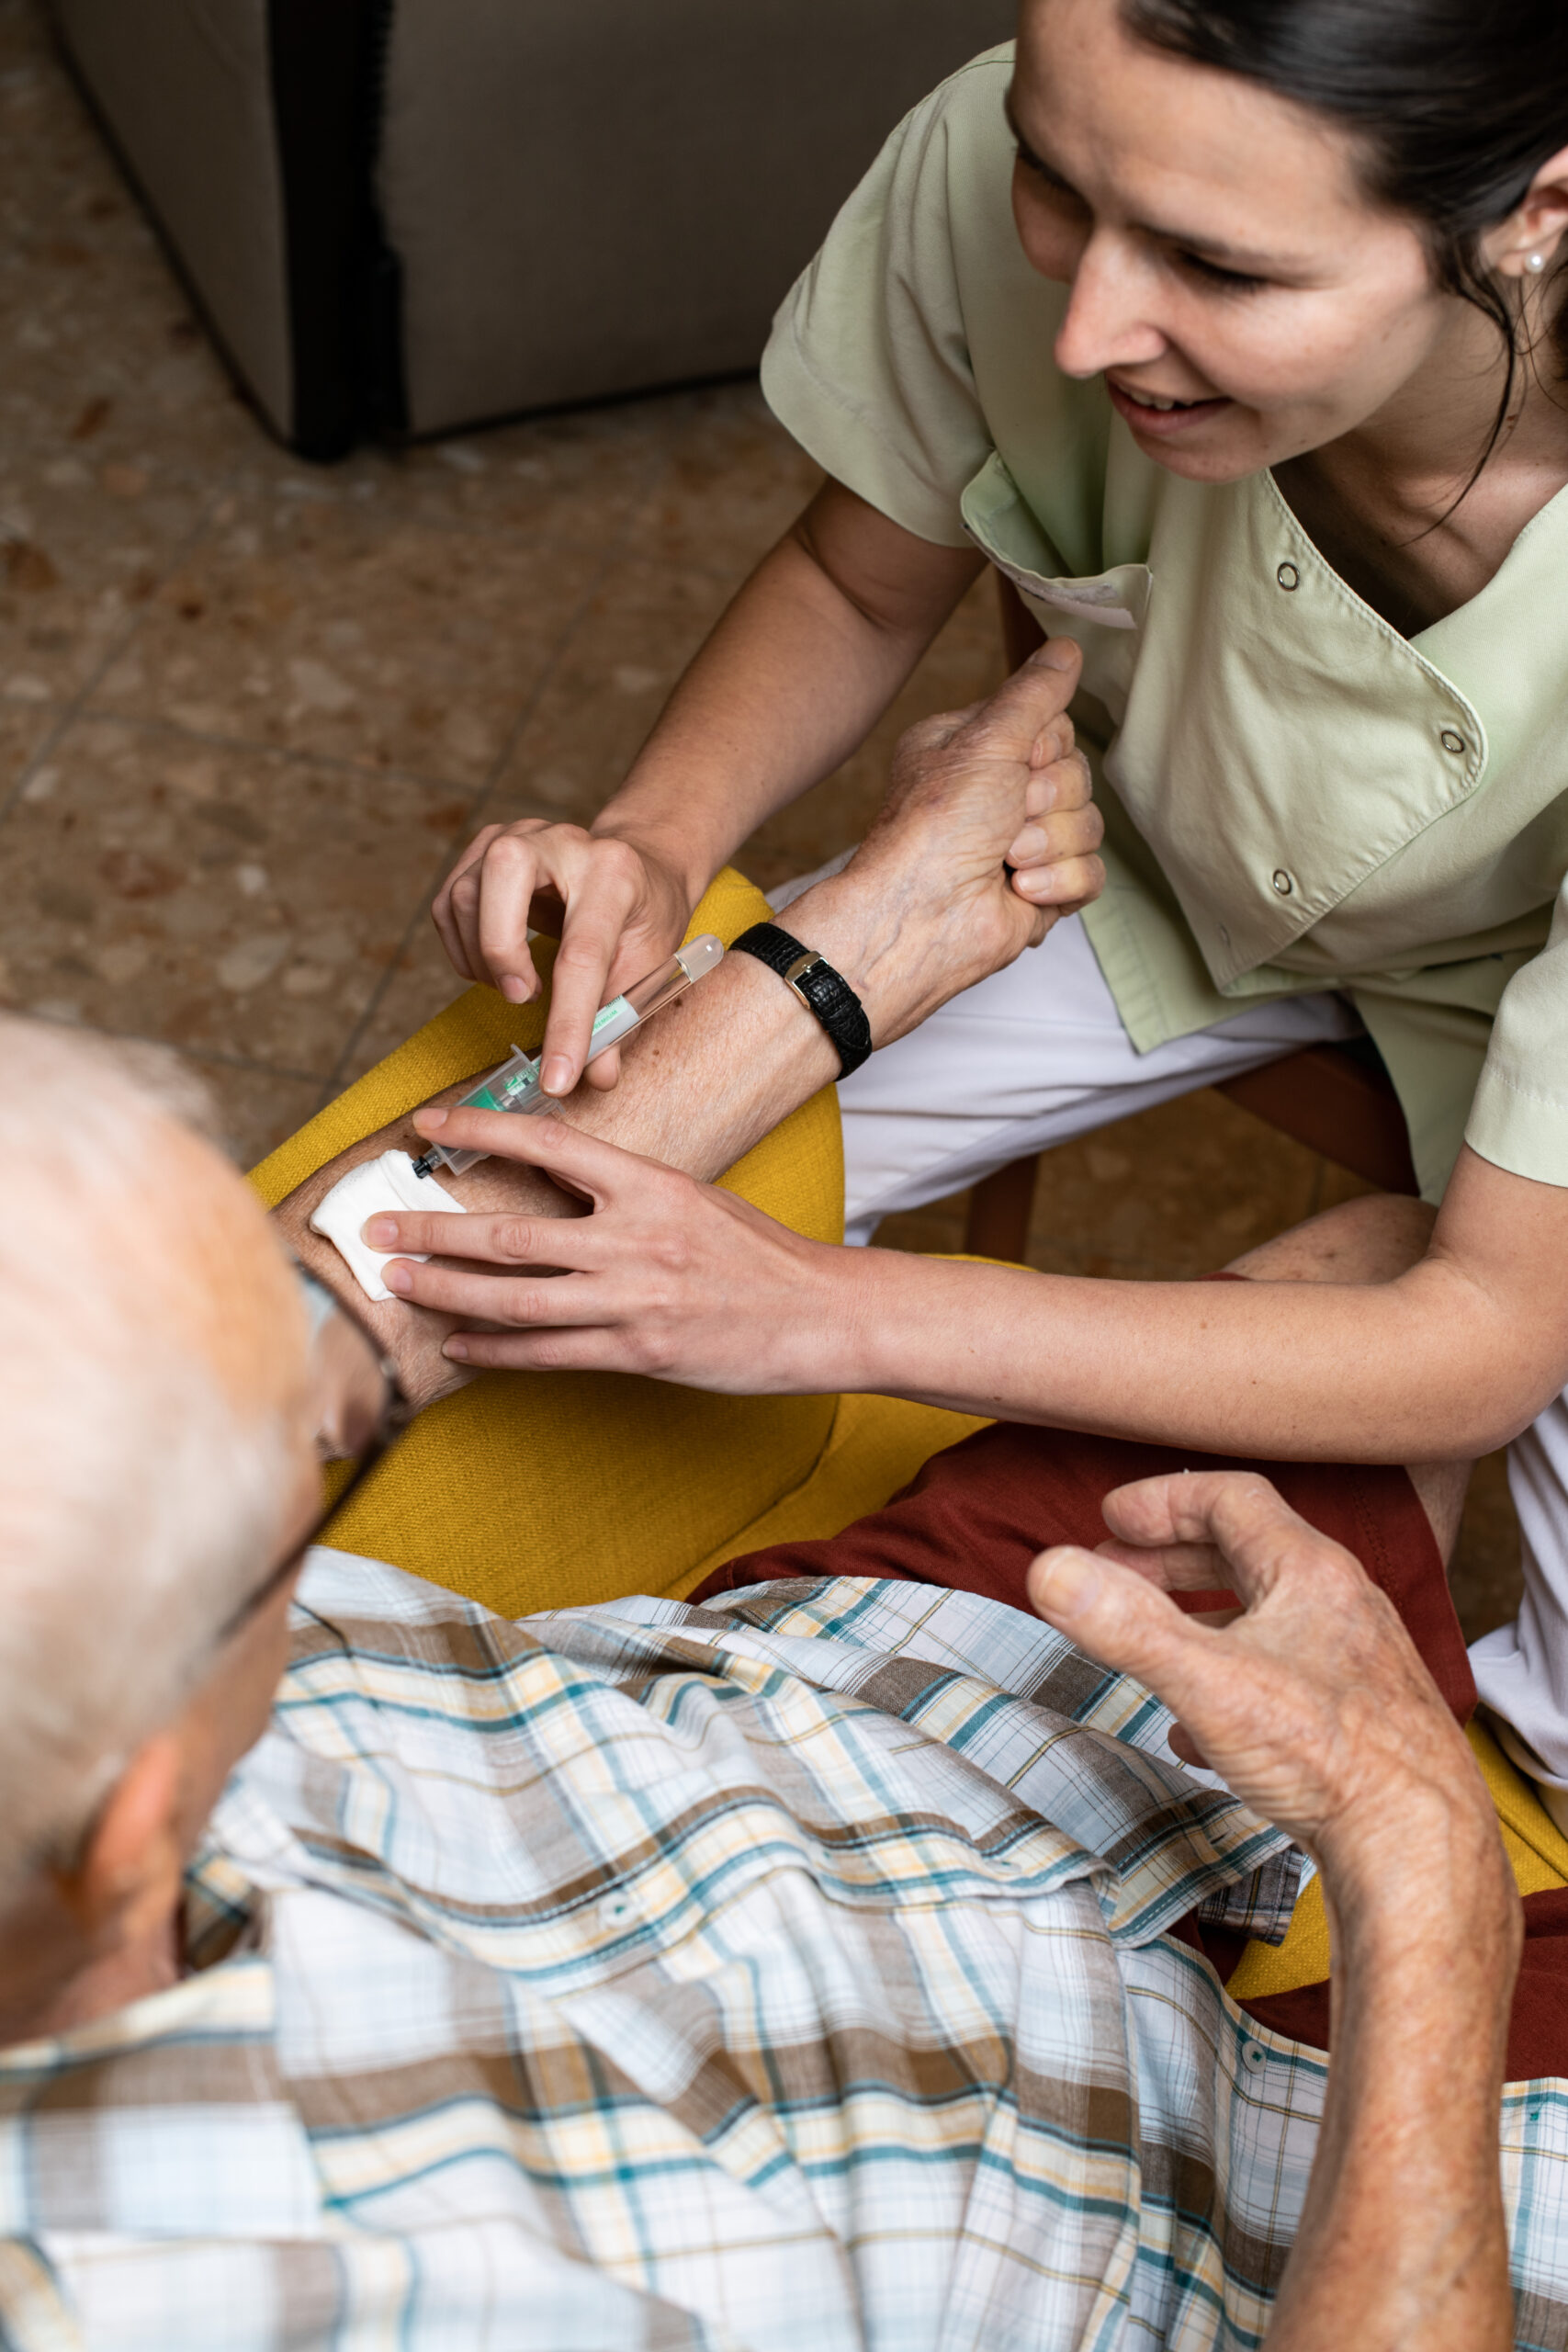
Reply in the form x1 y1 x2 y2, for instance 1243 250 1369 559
761 45 1568 1203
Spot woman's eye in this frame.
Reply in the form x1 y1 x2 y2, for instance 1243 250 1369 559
1179 250 1267 295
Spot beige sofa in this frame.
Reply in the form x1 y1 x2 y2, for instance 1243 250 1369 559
51 0 1014 458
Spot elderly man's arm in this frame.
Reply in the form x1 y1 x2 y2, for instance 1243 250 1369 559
274 640 1101 1403
1028 1473 1519 2351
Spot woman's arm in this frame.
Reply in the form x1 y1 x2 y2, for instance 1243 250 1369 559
374 1095 1568 1464
592 481 987 904
433 482 985 1095
826 1139 1568 1458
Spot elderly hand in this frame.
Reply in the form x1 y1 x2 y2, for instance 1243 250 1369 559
1038 1483 1520 2352
806 637 1103 1046
1026 1471 1506 1887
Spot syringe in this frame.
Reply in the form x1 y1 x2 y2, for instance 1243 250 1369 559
410 933 725 1179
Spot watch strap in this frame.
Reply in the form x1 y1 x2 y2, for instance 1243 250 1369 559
730 922 873 1080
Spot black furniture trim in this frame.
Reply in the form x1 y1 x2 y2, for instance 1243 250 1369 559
268 0 407 459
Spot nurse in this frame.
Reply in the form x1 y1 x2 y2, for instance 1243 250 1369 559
429 4 1568 1806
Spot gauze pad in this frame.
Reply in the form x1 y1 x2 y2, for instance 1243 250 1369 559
309 1149 467 1305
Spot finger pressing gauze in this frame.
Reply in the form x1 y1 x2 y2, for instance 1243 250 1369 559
309 1151 468 1304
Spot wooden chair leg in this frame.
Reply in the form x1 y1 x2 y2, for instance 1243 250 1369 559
964 1152 1041 1262
1216 1042 1417 1196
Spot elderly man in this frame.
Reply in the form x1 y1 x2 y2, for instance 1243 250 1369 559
3 646 1561 2348
0 1020 1551 2343
0 1021 1541 2342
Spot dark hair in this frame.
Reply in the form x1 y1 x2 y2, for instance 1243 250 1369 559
1122 0 1568 485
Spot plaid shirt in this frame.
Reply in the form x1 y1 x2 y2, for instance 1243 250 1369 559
1 1559 1565 2352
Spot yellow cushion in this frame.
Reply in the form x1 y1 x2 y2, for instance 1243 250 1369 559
1224 1874 1333 2003
1224 1716 1568 2003
1463 1716 1568 1891
682 1389 991 1590
251 867 984 1617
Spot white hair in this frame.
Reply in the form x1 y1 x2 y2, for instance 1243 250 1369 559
0 1016 295 1905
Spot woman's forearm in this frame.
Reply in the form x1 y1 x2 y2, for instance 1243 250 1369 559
591 484 983 906
827 1242 1568 1462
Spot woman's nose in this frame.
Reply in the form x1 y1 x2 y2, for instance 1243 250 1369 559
1053 232 1168 381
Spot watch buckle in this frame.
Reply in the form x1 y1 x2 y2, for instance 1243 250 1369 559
784 950 824 993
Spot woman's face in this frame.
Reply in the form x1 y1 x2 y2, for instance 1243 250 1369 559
1010 0 1468 480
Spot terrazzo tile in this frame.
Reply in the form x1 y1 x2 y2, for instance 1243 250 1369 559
171 1049 328 1174
737 571 1006 894
488 558 736 820
0 455 209 703
1027 1090 1344 1278
232 401 666 554
88 494 601 783
0 718 472 1072
0 690 61 800
488 551 1003 874
0 17 258 478
0 1011 326 1175
620 382 824 589
331 902 477 1091
874 1087 1328 1279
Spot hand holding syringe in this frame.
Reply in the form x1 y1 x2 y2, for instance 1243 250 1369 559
411 934 725 1180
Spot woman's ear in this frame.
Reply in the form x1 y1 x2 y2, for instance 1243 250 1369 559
1481 144 1568 280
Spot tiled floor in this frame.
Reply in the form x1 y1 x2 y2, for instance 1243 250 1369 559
0 0 1518 1633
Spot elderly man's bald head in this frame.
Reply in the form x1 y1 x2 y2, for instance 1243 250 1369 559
0 1015 310 1911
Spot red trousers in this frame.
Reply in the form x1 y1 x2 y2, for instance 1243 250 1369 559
695 1418 1568 2080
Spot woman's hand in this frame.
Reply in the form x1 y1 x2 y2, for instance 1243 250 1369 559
362 1102 845 1390
431 820 693 1097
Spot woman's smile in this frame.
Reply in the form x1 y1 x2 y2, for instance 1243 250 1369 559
1106 375 1233 436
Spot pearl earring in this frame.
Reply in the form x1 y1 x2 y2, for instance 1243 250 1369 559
1527 252 1548 274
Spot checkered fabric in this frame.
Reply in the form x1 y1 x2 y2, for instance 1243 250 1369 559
0 1558 1565 2351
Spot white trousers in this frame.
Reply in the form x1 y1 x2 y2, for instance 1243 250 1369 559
833 912 1359 1244
781 893 1568 1807
1472 1410 1568 1820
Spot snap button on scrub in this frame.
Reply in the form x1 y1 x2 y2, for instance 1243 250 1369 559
1440 728 1467 755
1276 561 1300 591
1271 869 1295 898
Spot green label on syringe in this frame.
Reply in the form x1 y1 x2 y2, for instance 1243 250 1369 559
463 1067 542 1114
462 997 633 1118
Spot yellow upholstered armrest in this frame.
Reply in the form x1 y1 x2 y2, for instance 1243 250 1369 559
1224 1715 1568 2003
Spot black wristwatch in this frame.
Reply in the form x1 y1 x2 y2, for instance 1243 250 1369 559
730 922 873 1080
